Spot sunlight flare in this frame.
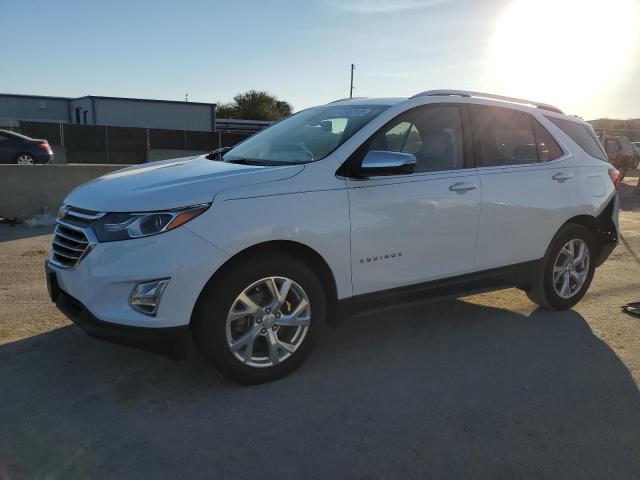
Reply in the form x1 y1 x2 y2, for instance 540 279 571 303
485 0 639 116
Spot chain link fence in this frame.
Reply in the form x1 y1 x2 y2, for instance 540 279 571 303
11 121 252 164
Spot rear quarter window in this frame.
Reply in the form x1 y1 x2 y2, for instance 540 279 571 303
545 116 608 161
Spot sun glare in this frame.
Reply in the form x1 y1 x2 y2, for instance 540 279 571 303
486 0 639 117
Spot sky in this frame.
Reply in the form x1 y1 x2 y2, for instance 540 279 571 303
1 0 639 120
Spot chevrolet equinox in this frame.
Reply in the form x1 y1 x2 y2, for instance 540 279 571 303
46 90 619 383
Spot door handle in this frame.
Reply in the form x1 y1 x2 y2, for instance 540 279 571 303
552 172 573 183
449 182 477 193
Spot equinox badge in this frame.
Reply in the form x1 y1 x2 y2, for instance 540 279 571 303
360 252 402 264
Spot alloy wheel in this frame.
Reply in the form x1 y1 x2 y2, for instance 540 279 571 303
552 238 590 299
225 276 311 368
17 154 34 165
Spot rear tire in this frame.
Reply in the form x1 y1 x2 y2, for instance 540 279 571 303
527 224 596 310
192 253 325 384
15 153 34 165
15 152 36 165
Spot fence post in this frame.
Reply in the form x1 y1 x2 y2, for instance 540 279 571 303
105 125 109 164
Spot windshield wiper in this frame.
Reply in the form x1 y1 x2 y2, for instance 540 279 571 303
224 158 269 166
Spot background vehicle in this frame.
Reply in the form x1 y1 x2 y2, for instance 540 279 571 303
602 134 634 181
0 129 53 164
632 142 640 169
46 90 619 384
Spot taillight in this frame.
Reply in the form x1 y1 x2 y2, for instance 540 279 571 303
37 142 53 154
608 167 621 189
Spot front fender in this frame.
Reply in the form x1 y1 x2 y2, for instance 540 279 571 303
185 188 353 299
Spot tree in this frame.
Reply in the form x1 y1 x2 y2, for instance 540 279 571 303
216 90 293 121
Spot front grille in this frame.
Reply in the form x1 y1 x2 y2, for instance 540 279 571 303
50 206 102 269
60 207 105 226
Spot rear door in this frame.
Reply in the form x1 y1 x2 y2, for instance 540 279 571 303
346 104 482 295
470 106 580 270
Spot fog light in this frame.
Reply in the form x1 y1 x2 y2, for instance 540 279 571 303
129 279 169 316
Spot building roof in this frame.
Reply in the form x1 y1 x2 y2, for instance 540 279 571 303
0 93 215 107
76 95 215 107
0 93 72 101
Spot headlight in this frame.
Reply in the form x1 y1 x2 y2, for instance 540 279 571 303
92 204 210 242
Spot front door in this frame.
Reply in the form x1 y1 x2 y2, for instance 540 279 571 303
346 104 481 296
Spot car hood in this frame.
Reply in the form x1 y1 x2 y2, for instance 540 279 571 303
64 155 304 212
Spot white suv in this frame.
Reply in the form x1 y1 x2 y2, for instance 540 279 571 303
46 90 619 383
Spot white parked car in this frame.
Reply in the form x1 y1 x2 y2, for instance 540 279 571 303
46 90 619 383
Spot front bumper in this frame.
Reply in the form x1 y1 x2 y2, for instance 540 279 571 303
46 226 230 329
47 263 187 342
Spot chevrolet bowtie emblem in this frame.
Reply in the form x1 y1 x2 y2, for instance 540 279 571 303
57 205 69 220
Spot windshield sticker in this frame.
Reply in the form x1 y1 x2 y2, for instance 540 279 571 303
333 109 371 117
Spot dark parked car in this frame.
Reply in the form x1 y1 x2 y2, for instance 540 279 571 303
0 129 53 164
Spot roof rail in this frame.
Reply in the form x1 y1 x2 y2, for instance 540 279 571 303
329 96 369 104
410 90 563 114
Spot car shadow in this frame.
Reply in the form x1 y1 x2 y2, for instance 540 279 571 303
619 180 640 209
620 233 640 267
1 299 639 479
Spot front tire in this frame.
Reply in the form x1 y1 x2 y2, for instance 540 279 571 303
193 253 325 384
527 224 596 310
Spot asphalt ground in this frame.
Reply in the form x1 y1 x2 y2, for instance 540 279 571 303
1 178 639 479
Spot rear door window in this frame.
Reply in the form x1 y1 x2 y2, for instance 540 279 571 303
470 107 538 166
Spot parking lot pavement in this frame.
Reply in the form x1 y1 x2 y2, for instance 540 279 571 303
1 180 639 479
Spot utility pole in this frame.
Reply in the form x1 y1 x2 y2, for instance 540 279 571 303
350 63 356 99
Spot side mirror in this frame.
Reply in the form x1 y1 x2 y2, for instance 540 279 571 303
358 150 416 176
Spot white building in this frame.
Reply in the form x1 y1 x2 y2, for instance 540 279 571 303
0 93 272 133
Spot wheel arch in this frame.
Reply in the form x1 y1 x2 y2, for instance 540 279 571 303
561 214 598 232
556 198 617 266
191 240 340 326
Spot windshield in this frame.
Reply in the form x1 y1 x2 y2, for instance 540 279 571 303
223 104 389 164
